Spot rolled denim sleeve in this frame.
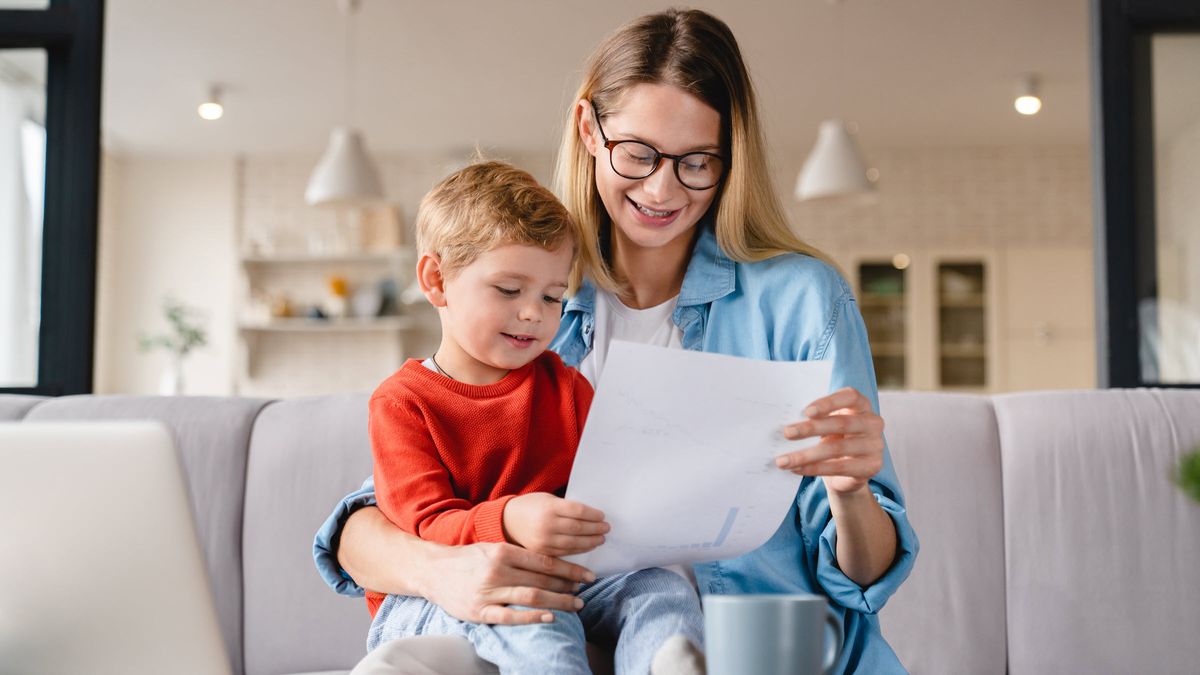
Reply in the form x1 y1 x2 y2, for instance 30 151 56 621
313 476 377 597
815 489 919 613
806 291 919 614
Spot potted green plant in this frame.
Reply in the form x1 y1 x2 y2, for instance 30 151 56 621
139 297 208 395
1177 448 1200 504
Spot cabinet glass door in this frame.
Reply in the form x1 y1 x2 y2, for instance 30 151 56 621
858 262 907 389
937 262 986 388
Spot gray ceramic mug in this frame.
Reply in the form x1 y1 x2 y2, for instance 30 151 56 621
702 594 843 675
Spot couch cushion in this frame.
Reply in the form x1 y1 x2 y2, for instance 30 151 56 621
995 389 1200 675
25 394 270 675
877 392 1007 675
0 394 46 420
242 394 374 675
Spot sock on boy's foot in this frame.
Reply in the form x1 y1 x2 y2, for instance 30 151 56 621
650 634 706 675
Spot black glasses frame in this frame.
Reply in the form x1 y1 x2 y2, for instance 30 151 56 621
592 107 726 191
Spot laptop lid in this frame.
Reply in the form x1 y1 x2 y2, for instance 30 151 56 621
0 421 232 675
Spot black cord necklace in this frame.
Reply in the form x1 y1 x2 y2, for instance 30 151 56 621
430 352 454 381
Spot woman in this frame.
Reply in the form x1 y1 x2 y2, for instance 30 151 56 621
315 8 917 673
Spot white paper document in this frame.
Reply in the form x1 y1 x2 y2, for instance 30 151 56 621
563 341 833 576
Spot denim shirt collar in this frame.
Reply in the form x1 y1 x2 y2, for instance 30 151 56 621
563 221 736 316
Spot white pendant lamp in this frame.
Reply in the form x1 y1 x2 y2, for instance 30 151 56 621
795 0 875 202
306 127 383 206
305 0 384 207
795 119 874 201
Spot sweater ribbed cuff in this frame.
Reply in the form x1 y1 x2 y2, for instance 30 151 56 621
474 494 517 543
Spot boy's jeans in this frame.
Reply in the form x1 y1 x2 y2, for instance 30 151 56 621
367 566 704 675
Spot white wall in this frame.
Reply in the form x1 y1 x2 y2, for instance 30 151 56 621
94 145 1094 396
94 154 237 395
775 145 1092 251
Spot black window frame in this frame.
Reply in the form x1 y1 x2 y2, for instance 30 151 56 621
0 0 104 396
1092 0 1200 388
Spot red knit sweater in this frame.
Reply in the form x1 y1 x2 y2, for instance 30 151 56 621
365 351 593 615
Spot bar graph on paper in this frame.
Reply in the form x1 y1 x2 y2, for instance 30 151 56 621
651 507 740 551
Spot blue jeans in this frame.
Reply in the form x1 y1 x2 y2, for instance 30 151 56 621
367 567 704 675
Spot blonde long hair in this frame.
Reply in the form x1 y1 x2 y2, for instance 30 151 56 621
554 8 836 293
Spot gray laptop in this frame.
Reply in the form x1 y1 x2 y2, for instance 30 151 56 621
0 421 232 675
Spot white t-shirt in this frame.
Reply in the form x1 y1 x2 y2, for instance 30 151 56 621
578 289 685 387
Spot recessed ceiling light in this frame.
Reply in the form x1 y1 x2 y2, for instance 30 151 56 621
198 86 223 121
1014 74 1042 116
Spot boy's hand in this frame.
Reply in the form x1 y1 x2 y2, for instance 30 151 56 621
502 492 610 557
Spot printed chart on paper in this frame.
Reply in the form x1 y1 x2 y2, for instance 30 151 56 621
564 341 833 576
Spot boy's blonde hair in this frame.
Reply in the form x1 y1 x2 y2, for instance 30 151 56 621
416 161 580 279
554 8 840 293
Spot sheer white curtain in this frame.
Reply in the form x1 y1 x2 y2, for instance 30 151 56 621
0 79 44 387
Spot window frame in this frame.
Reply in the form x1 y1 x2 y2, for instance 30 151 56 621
0 0 104 396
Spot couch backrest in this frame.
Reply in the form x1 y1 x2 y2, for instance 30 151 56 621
241 394 374 675
21 394 269 675
878 392 1008 675
994 390 1200 675
0 394 45 420
8 388 1199 675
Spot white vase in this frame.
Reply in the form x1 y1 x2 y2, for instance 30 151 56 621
159 355 184 396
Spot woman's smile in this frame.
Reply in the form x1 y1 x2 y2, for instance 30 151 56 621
627 196 683 227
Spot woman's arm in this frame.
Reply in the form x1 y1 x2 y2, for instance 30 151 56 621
338 505 596 624
828 482 898 586
768 284 917 597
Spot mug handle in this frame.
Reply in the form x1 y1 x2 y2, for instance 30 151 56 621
822 607 844 675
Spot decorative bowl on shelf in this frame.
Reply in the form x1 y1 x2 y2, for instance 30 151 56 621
351 285 384 319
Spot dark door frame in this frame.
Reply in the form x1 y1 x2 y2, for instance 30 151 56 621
0 0 104 396
1092 0 1200 388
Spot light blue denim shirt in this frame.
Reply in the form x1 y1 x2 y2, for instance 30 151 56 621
314 224 918 673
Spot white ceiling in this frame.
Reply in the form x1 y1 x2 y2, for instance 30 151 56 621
92 1 1096 154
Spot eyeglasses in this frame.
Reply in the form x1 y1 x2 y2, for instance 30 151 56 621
592 107 726 191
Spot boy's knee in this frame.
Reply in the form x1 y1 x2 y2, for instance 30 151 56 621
630 568 698 595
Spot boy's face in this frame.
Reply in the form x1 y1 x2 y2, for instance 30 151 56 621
433 243 573 384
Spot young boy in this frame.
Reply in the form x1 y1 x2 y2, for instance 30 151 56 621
365 161 704 674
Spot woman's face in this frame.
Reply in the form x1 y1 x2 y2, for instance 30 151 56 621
579 83 722 259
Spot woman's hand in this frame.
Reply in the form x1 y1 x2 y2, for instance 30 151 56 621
775 386 885 495
339 506 596 625
420 540 598 625
773 387 897 585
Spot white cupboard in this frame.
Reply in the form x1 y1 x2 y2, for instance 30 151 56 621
832 246 1094 393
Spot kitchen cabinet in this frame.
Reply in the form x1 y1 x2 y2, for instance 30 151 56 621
837 246 1094 393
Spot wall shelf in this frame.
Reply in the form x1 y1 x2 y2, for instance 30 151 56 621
938 293 986 308
233 240 435 395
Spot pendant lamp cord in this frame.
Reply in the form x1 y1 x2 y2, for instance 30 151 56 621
344 3 353 125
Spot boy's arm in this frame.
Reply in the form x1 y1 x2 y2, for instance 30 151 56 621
371 396 515 546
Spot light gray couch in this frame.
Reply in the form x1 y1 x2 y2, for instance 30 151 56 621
3 389 1198 674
